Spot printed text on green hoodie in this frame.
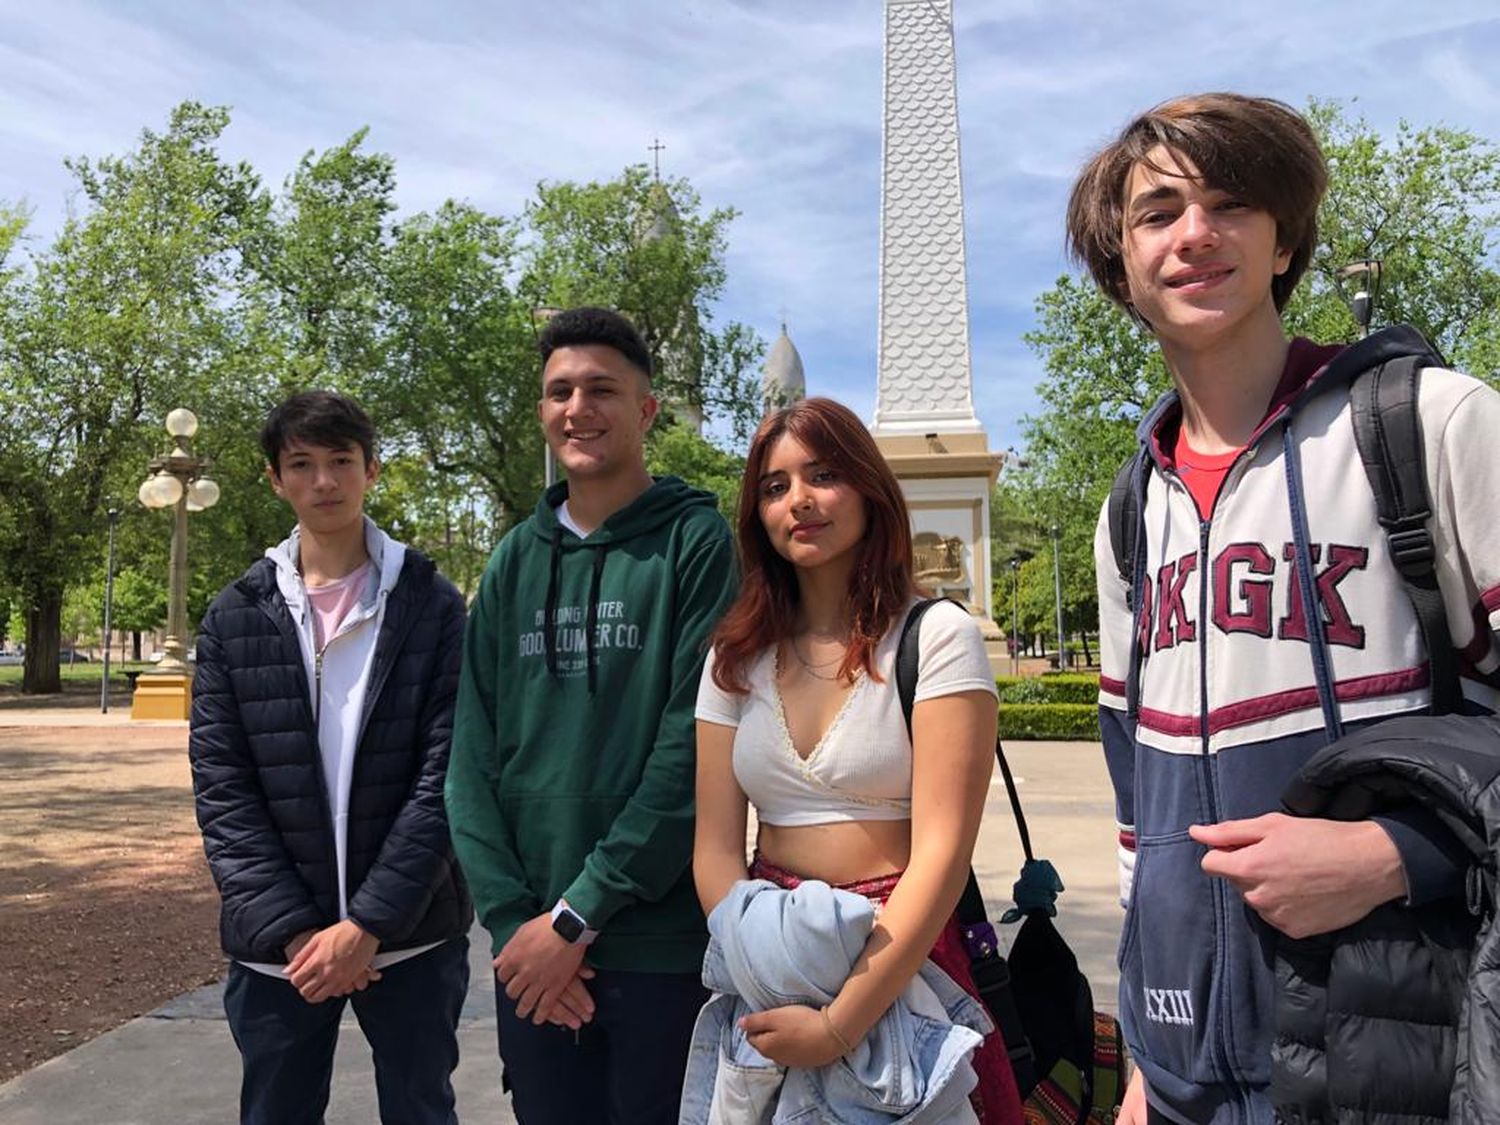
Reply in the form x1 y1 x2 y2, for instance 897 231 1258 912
446 476 737 972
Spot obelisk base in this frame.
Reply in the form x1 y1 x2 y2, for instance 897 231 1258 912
877 432 1007 675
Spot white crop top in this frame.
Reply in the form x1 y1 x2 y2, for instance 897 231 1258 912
695 599 998 826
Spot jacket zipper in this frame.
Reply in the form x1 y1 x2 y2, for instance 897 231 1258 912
1197 455 1260 1114
1196 517 1219 821
1154 464 1249 1110
305 608 341 897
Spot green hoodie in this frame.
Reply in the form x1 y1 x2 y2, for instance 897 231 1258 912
446 476 736 972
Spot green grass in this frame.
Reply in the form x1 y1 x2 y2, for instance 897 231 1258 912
0 662 156 686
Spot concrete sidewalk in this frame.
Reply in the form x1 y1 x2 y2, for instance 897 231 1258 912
0 740 1121 1124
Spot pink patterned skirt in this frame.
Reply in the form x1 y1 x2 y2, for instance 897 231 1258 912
749 854 1023 1125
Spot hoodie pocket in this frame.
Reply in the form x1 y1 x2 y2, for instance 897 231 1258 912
1117 830 1227 1087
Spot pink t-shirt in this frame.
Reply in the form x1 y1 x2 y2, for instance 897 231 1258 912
307 561 371 649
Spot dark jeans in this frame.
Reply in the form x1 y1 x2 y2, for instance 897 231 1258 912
495 966 708 1124
223 936 469 1125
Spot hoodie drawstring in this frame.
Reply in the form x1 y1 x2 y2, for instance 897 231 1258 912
586 547 607 695
545 524 563 680
543 522 610 696
1282 422 1344 741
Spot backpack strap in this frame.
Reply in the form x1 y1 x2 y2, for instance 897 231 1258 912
1349 357 1462 716
1106 453 1143 600
897 599 1037 1089
898 598 1037 866
1106 451 1151 718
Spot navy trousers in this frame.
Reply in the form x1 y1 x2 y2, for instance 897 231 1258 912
223 936 469 1125
495 967 708 1124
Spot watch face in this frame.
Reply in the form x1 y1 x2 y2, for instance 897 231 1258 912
552 910 585 944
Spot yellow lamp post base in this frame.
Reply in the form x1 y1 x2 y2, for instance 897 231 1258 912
131 673 192 721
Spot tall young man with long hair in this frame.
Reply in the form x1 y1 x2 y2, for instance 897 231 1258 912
1074 94 1500 1123
445 306 737 1123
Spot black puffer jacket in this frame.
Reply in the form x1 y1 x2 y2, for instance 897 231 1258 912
189 548 472 963
1273 714 1500 1124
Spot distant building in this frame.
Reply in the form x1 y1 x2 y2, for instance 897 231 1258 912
638 180 706 433
761 321 806 411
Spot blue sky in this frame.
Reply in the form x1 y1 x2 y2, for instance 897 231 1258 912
3 0 1499 449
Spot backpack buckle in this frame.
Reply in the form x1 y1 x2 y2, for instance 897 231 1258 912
1385 525 1434 575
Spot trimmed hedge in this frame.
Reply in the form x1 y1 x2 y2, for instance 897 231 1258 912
997 702 1100 741
995 673 1099 706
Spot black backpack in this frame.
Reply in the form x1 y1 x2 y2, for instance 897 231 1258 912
1106 343 1462 720
897 600 1125 1125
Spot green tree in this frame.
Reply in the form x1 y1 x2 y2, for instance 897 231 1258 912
0 202 27 282
1017 101 1500 635
364 453 494 599
374 201 540 535
61 583 99 653
244 129 394 392
645 422 746 522
1284 100 1500 376
520 167 764 444
110 566 168 660
0 103 262 692
371 168 762 547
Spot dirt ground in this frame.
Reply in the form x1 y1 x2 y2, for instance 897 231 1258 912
0 684 222 1083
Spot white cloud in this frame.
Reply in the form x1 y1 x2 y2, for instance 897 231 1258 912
1 0 1498 447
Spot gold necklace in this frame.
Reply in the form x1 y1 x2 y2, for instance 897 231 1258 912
791 635 846 681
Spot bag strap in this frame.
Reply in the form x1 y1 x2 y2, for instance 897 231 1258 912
1106 453 1142 599
897 598 1033 863
897 598 1036 1088
1106 451 1151 719
1349 357 1462 716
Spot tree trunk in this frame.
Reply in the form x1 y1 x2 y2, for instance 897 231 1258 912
22 589 62 694
1079 629 1093 667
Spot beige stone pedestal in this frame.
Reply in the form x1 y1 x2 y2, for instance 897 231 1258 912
876 432 1008 674
131 673 191 720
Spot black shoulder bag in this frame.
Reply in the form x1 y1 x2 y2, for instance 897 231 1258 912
897 598 1125 1125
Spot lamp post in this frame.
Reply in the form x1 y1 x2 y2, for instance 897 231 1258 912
100 506 120 713
133 408 220 719
1008 558 1021 677
1050 524 1067 670
1336 259 1383 337
1008 549 1034 677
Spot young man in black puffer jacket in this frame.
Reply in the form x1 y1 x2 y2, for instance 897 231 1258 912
189 391 471 1125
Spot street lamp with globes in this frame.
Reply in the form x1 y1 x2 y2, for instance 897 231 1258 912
1335 259 1383 337
133 408 220 718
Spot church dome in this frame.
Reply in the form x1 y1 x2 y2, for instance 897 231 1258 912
763 323 806 407
640 181 681 244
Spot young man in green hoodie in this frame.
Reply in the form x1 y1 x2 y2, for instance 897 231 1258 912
446 306 737 1123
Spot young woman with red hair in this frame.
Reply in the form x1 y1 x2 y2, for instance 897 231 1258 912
691 398 1021 1122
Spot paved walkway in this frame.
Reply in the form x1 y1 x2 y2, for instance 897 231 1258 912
0 740 1121 1124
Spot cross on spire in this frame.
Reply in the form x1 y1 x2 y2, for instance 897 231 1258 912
648 137 666 180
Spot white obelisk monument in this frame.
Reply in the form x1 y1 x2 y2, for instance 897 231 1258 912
874 0 1005 652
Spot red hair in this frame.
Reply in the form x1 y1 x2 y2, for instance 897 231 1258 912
712 397 916 692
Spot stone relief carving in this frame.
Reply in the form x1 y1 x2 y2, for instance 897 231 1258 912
913 531 973 608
